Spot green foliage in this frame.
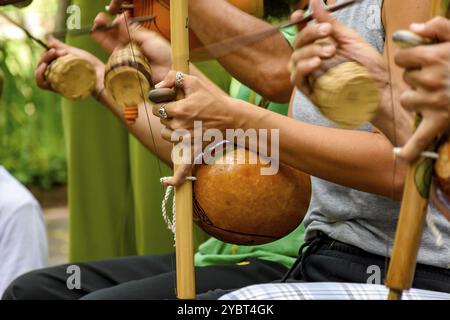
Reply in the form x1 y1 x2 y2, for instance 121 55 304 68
0 22 67 189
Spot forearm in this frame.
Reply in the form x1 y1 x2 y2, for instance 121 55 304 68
189 0 293 102
231 98 407 200
96 90 173 166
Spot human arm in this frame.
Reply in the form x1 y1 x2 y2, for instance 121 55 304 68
107 0 294 102
188 0 294 102
290 0 434 147
154 71 407 199
35 15 227 166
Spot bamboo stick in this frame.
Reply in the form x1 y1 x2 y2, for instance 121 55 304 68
170 0 196 300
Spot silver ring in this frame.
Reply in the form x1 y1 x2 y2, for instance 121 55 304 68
158 104 169 119
175 71 184 89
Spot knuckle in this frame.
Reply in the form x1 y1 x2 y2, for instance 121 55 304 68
423 74 442 89
400 91 415 110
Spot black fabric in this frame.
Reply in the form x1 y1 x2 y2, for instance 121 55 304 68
2 254 287 300
283 233 450 293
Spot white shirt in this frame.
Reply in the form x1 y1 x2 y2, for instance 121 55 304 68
0 166 48 296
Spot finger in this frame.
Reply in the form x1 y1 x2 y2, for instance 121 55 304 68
162 164 193 187
107 0 124 15
290 10 306 31
291 57 321 95
47 36 66 50
291 73 311 96
400 89 445 112
92 12 111 30
291 56 322 80
291 10 304 23
396 116 446 162
403 66 448 91
395 43 450 69
310 0 334 23
152 102 176 119
155 70 178 89
54 49 68 57
159 117 173 128
310 0 366 44
35 62 50 89
290 43 336 65
294 23 332 49
410 16 450 42
37 48 58 66
161 127 174 142
155 71 199 97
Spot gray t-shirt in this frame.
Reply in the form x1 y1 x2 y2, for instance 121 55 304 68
293 0 450 268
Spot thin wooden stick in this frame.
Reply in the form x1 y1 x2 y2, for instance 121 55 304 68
0 11 49 49
50 15 156 38
170 0 196 300
385 0 444 300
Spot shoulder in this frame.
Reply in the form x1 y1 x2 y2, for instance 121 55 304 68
0 167 40 216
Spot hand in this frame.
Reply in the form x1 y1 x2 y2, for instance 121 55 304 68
106 0 124 15
151 71 236 186
35 37 105 97
91 13 172 84
289 0 388 96
152 71 233 139
394 17 450 161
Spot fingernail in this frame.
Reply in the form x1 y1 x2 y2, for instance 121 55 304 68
155 81 164 88
410 23 425 32
319 23 331 35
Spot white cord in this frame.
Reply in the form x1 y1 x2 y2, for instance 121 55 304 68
160 176 197 246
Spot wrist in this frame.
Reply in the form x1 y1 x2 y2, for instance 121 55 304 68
226 96 267 131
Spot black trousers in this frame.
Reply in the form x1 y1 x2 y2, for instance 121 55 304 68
2 254 287 300
283 234 450 294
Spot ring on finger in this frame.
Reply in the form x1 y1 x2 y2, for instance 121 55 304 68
158 104 169 119
175 71 184 89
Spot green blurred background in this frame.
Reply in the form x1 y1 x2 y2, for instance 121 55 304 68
0 0 66 189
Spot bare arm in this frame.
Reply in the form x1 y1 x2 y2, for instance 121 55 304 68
94 64 226 168
188 0 294 102
156 71 408 199
232 98 407 200
106 0 294 102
